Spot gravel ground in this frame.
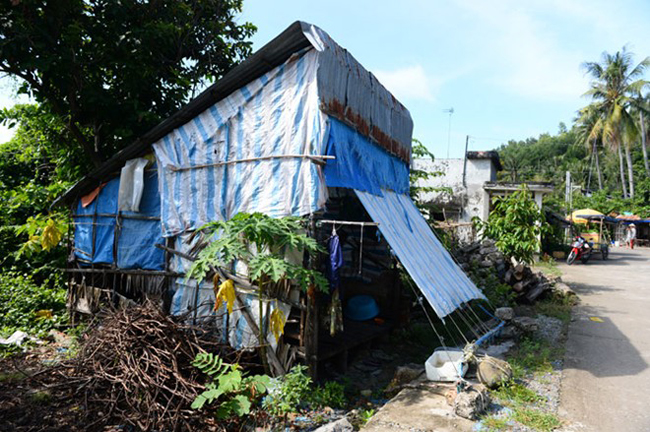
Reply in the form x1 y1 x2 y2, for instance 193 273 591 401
473 313 570 431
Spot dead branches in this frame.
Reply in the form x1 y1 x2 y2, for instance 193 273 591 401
67 302 244 431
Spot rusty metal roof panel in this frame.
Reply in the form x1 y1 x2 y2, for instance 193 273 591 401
55 21 413 206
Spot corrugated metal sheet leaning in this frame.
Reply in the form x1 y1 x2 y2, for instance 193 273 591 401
355 189 486 320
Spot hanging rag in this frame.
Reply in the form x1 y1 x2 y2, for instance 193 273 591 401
327 230 344 292
327 228 344 335
80 183 105 208
118 158 149 212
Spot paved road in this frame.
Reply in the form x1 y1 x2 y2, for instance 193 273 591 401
558 247 650 432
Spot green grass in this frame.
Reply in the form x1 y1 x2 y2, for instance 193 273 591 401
512 407 562 431
0 371 27 383
29 390 52 404
533 260 562 278
491 381 544 407
481 414 510 431
508 337 558 377
534 291 577 324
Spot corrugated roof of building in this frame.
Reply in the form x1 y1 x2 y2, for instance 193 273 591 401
55 21 413 207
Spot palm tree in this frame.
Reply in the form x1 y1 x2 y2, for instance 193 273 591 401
576 105 604 190
582 48 650 198
630 94 650 176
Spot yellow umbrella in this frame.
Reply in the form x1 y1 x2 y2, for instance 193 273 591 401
569 208 604 224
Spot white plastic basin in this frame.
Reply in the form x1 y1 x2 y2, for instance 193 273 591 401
425 348 466 382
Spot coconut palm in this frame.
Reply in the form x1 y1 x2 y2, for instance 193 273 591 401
630 93 650 176
575 105 604 190
582 48 650 198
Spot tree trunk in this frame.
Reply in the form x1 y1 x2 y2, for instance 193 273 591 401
641 112 649 176
624 144 635 199
594 139 603 190
617 144 628 198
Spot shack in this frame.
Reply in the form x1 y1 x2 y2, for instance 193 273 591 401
56 21 485 376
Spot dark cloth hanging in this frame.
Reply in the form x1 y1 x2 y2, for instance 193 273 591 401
327 233 344 293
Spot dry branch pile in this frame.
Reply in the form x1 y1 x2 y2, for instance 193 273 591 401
66 302 244 431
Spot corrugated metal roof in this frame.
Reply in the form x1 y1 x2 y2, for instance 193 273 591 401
54 21 412 207
355 189 485 319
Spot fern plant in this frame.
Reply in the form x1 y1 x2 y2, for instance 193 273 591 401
191 352 271 419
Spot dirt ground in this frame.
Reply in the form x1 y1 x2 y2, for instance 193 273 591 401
558 247 650 432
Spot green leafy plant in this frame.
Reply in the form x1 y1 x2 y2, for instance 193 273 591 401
187 213 327 293
0 271 67 338
359 408 376 426
311 381 347 409
191 352 271 419
474 185 550 265
188 213 328 370
262 365 313 416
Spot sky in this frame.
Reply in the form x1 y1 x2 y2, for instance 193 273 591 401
1 0 649 157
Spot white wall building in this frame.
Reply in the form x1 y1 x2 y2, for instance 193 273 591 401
414 151 553 243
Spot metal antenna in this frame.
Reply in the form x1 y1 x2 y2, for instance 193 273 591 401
443 107 454 159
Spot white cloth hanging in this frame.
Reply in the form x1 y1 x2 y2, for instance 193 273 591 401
118 158 149 212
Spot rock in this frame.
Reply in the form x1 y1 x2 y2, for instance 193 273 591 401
480 246 499 255
392 364 424 386
313 417 354 432
535 315 564 344
486 252 502 263
477 357 513 389
481 239 496 248
360 389 372 398
512 316 539 333
480 260 493 268
482 340 516 359
453 385 491 419
554 282 576 297
462 242 481 254
496 325 521 340
495 307 514 321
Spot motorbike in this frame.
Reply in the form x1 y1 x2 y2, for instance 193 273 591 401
567 236 592 265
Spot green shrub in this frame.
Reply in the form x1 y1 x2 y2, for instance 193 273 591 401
263 365 313 416
0 271 67 338
311 381 347 409
191 352 271 419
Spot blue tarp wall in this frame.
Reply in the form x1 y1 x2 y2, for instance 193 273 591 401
323 118 409 195
73 170 165 270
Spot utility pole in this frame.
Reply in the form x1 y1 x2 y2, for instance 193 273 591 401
462 135 469 188
443 107 454 159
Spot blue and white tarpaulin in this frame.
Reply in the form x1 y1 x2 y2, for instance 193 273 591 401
355 189 485 319
153 50 328 237
170 278 290 351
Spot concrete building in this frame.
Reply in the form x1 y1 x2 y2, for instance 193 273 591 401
414 150 553 243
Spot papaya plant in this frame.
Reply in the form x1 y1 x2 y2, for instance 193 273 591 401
187 212 328 370
474 185 550 265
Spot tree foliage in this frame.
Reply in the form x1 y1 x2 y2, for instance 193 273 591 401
0 105 73 283
0 0 255 166
474 186 549 265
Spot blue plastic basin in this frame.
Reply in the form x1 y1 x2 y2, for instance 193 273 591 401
344 295 380 321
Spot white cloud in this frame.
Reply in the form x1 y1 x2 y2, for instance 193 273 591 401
452 0 592 101
373 65 439 102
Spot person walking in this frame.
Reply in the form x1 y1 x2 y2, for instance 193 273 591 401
628 223 637 249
